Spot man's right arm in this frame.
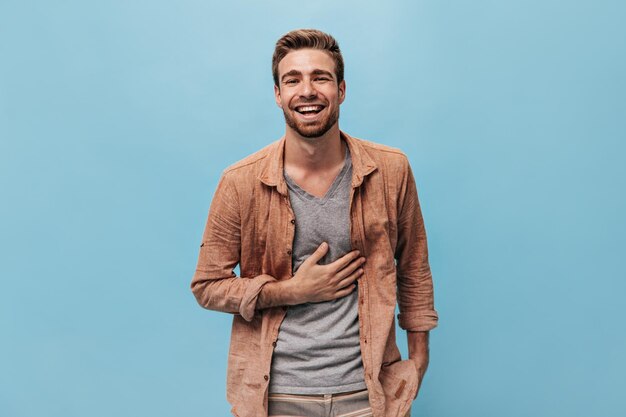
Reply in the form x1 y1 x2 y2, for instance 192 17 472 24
191 171 277 322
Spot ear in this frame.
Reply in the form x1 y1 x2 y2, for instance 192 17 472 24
274 84 283 108
338 80 346 105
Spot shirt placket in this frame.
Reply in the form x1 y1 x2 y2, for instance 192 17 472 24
263 186 296 411
349 185 374 391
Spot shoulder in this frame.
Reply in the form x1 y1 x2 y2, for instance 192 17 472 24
350 135 411 171
215 139 282 194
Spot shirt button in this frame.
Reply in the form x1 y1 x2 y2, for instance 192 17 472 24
290 219 295 224
287 249 292 255
264 375 269 381
272 341 277 347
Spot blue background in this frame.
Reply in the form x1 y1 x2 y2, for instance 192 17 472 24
1 1 624 416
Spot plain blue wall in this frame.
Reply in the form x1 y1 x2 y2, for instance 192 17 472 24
1 1 624 416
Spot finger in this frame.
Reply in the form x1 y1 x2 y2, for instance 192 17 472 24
333 283 357 299
328 249 361 271
335 256 366 280
336 268 364 288
304 242 329 265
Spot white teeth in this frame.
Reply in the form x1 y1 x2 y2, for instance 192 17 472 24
296 105 323 112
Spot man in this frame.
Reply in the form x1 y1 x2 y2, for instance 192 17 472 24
191 29 438 417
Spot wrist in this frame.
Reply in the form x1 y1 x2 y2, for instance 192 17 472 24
257 278 300 309
282 277 301 305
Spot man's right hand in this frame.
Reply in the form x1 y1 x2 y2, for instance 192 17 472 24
287 242 366 304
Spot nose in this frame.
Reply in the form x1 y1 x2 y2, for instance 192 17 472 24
299 78 317 99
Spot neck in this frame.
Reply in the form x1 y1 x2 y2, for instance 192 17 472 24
284 123 345 173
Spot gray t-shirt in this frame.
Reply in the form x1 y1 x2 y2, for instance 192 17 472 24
269 148 367 394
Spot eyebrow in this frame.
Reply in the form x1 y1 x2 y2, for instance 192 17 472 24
281 69 334 82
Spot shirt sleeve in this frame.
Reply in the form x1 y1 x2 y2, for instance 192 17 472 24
394 157 439 331
190 171 277 321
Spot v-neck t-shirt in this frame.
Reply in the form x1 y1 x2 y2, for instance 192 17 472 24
268 148 367 394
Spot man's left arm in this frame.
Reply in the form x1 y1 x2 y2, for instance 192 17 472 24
394 156 438 398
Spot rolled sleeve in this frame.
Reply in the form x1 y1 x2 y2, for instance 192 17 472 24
239 274 276 321
397 310 439 332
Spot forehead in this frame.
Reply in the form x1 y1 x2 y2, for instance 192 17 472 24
277 48 336 77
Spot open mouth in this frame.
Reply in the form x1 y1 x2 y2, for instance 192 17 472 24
294 104 325 115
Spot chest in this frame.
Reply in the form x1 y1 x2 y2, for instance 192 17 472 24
237 169 401 280
284 163 346 199
291 178 333 198
287 170 352 268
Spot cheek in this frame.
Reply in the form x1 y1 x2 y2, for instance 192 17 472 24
281 95 293 107
275 90 288 107
325 91 340 103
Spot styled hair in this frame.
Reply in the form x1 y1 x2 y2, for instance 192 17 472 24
272 29 344 87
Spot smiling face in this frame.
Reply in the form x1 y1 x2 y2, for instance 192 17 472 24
274 48 346 139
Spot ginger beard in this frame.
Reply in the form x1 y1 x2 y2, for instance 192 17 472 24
282 100 340 139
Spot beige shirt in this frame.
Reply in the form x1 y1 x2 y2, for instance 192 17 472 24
191 131 439 417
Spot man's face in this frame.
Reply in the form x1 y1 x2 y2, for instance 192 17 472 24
274 49 346 138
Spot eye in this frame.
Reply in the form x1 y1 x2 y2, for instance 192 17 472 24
285 79 298 85
315 77 330 82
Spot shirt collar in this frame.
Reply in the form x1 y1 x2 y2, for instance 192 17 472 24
257 130 378 196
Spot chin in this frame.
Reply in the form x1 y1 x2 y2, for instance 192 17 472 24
283 108 339 139
298 127 329 138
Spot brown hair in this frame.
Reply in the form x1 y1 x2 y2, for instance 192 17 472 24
272 29 344 87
